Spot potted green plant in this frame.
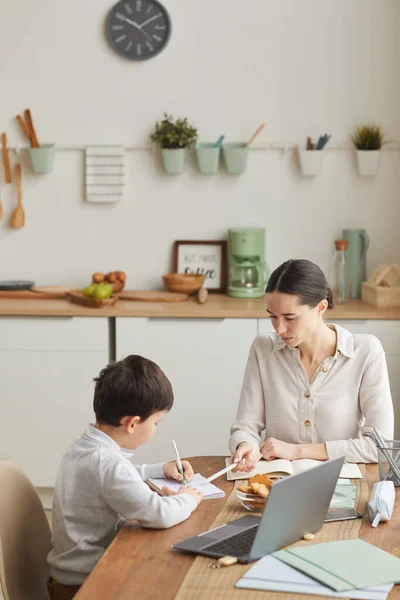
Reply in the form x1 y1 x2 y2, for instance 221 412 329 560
351 124 384 176
150 113 198 174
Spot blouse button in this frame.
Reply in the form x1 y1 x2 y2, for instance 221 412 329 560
304 419 312 427
321 365 328 373
304 391 311 398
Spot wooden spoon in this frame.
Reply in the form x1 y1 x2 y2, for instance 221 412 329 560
0 168 3 221
10 164 25 229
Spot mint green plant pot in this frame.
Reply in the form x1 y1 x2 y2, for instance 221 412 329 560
195 143 220 174
29 144 55 174
222 143 248 174
161 148 187 174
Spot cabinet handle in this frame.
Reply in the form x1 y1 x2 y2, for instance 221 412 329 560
147 318 226 322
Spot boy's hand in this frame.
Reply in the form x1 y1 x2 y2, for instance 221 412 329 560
163 460 194 483
162 485 202 506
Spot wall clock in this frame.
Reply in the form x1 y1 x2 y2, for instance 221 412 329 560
106 0 171 61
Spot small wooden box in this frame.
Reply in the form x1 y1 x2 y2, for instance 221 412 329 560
361 282 400 308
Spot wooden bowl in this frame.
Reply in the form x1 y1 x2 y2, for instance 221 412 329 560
67 291 118 308
162 273 205 295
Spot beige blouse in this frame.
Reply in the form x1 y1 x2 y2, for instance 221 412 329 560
229 324 394 462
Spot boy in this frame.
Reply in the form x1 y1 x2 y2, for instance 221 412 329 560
47 355 202 600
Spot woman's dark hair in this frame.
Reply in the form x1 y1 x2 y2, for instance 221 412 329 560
93 355 173 426
265 259 334 309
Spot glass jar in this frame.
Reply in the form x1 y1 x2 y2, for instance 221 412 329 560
329 239 349 304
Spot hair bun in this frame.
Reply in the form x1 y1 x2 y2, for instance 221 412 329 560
326 287 335 309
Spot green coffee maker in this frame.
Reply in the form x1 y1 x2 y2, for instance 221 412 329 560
227 227 270 298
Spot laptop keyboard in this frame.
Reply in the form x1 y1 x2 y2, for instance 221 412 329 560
201 525 258 558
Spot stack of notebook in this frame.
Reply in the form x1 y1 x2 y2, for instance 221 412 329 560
236 540 400 600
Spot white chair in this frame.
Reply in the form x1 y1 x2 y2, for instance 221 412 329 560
0 460 51 600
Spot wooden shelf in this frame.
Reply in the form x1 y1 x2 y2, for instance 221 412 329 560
0 296 399 319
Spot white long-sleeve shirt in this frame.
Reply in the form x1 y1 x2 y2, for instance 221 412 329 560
229 324 394 463
48 425 197 585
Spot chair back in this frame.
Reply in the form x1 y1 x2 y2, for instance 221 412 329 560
0 460 51 600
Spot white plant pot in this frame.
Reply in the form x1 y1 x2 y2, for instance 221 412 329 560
297 148 323 176
356 150 381 176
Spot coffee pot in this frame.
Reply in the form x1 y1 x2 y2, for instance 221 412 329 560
227 227 270 298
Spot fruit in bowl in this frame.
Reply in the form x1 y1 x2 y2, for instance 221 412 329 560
92 270 126 293
83 282 113 300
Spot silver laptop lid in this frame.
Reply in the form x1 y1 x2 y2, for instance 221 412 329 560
249 456 345 561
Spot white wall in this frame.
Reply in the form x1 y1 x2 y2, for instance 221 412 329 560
0 0 399 287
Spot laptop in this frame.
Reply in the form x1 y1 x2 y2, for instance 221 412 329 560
173 455 345 564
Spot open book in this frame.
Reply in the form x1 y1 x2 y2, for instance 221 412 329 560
147 473 225 500
225 457 363 480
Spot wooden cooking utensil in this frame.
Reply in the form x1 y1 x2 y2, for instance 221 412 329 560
245 122 266 147
118 290 188 303
10 164 25 229
1 133 12 183
16 114 32 144
0 167 3 222
24 109 40 148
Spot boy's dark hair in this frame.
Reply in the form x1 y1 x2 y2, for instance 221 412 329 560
265 259 334 309
93 355 174 426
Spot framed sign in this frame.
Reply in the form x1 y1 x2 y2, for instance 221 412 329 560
173 240 227 293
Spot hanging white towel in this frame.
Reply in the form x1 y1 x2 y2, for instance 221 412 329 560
85 146 125 203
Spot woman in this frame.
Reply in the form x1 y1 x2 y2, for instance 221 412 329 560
230 259 394 472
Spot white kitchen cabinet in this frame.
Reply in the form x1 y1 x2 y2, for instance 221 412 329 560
0 317 108 487
258 318 400 438
116 318 258 464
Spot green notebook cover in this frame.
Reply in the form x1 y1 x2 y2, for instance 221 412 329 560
329 484 356 509
273 540 400 592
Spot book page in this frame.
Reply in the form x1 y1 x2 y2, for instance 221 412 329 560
292 459 363 479
225 457 293 481
292 459 325 474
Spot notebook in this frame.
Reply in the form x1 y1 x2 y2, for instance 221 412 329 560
236 555 393 600
329 483 356 508
273 539 400 592
225 457 363 480
147 473 225 500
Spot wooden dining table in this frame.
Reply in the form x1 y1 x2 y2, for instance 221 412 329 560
75 456 400 600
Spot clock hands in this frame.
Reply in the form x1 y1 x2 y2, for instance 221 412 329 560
116 13 153 42
137 13 162 29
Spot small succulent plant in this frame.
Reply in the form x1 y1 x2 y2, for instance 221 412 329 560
151 113 198 149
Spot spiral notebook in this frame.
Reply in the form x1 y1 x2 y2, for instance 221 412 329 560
147 473 225 500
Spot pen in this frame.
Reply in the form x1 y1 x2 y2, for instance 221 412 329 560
205 463 236 483
172 439 187 486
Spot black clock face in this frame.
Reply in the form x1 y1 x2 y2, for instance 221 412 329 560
106 0 171 61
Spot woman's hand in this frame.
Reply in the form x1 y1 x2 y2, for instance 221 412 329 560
259 437 300 461
163 460 194 483
231 442 262 472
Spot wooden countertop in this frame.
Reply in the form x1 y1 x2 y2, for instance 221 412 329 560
0 295 399 319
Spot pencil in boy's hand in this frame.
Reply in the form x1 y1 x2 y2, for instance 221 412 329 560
172 439 187 486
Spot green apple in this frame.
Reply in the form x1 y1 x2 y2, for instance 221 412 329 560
83 284 96 298
92 282 113 300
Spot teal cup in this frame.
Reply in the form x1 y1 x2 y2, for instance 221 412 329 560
29 144 55 173
161 148 187 174
222 143 248 174
195 143 220 174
